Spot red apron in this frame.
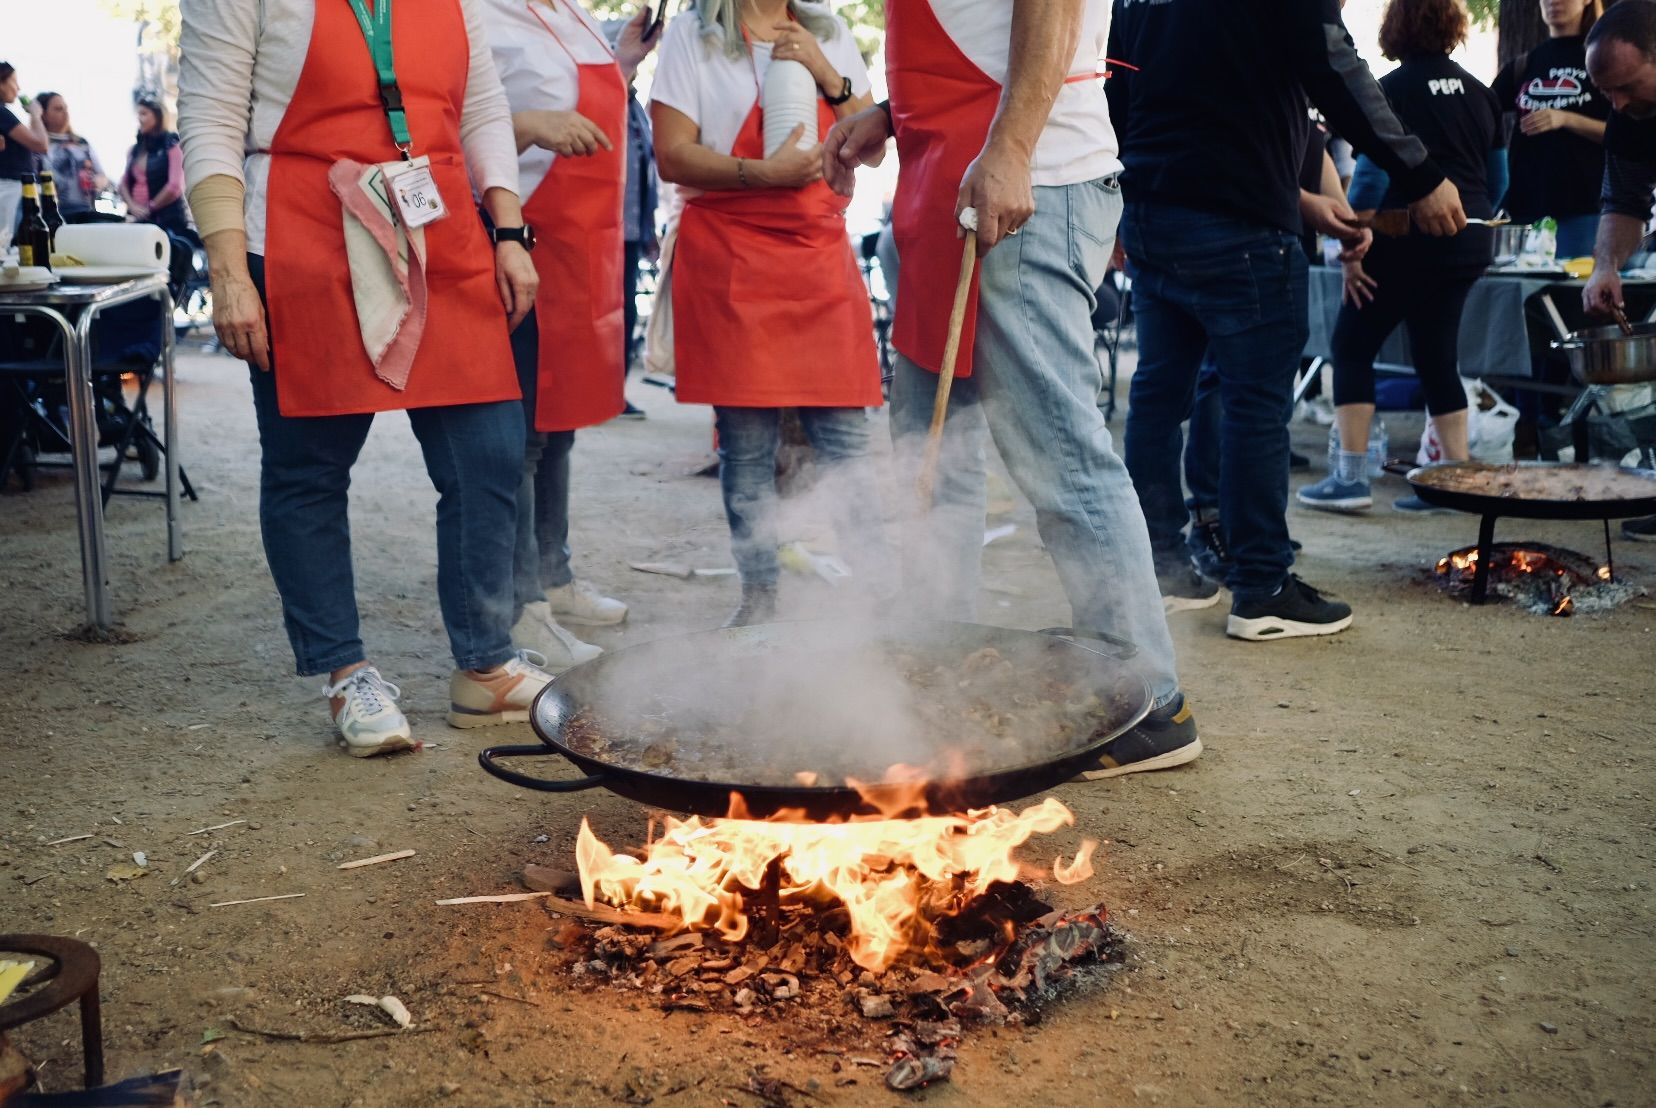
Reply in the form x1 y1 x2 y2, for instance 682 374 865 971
671 56 880 408
886 0 1001 379
521 0 627 432
263 0 517 418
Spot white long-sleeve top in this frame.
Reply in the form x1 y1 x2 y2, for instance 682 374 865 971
178 0 520 255
483 0 616 200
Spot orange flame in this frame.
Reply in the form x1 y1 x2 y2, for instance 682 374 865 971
575 798 1097 973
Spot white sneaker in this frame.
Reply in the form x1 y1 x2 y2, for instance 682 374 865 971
448 649 556 728
511 601 603 672
544 579 628 626
323 666 414 758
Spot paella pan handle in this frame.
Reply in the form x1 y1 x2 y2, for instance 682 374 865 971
478 745 609 793
1037 626 1138 661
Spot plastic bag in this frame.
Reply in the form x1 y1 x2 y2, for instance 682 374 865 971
1416 378 1518 464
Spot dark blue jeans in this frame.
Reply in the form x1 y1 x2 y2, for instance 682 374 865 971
248 255 523 676
1184 353 1221 517
1121 202 1307 603
509 309 575 620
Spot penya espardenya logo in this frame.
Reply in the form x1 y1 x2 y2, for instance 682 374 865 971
1519 70 1593 112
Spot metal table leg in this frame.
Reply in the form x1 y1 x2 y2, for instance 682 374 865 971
28 306 112 630
158 288 182 562
1470 514 1497 605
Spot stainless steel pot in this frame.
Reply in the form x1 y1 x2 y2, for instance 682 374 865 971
1551 321 1656 385
1492 225 1524 264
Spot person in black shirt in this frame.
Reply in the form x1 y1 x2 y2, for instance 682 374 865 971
1492 1 1607 258
1300 0 1506 516
1583 0 1656 318
1580 0 1656 543
1108 0 1464 643
0 62 50 248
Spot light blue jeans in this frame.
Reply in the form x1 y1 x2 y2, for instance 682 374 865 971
888 177 1180 707
714 405 891 589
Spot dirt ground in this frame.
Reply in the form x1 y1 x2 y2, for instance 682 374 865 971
2 341 1653 1108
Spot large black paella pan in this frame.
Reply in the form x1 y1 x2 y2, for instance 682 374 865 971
479 620 1151 819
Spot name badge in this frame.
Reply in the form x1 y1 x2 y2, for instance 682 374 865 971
385 156 447 228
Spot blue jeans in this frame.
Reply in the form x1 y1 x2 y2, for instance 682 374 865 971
509 310 575 619
888 178 1180 707
1554 214 1600 261
714 405 889 588
1184 353 1222 517
1122 201 1307 603
248 255 522 676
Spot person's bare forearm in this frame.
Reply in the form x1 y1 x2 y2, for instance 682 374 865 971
1567 114 1607 144
203 228 252 280
1594 212 1645 273
1318 150 1343 202
481 185 525 229
986 0 1083 159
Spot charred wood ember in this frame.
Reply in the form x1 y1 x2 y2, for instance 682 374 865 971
541 886 1122 1093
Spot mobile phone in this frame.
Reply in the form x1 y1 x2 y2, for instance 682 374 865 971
645 3 667 41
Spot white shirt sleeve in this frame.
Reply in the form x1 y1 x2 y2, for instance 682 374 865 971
649 14 704 129
178 0 258 191
825 16 871 97
459 0 521 196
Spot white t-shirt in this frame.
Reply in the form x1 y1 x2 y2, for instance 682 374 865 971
649 8 870 160
483 0 618 198
926 0 1121 187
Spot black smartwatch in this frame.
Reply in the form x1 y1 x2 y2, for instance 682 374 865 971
823 76 853 106
491 225 537 252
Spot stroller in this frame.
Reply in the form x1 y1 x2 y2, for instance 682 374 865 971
0 227 200 502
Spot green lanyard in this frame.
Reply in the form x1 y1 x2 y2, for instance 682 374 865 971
345 0 413 154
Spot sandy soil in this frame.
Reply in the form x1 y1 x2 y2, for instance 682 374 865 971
2 343 1654 1107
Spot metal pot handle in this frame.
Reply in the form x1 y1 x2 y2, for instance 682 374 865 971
478 745 608 793
1038 626 1138 660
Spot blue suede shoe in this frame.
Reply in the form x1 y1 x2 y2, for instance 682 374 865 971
1297 475 1372 513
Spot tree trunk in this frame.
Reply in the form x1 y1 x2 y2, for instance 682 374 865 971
1497 0 1547 73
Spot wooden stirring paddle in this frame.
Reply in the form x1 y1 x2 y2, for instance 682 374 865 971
916 209 980 505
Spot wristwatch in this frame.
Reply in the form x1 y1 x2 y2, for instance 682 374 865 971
491 225 537 252
823 76 853 106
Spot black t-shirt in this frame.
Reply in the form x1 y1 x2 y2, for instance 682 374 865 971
0 107 34 181
1378 55 1502 217
1376 54 1503 268
1106 0 1444 235
1491 36 1609 222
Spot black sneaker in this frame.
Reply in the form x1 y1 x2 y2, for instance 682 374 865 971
617 401 647 421
1288 450 1312 471
1157 558 1221 612
1623 514 1656 542
1186 515 1233 583
1076 694 1202 780
1226 574 1353 641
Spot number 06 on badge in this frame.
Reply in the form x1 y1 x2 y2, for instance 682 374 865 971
386 156 447 228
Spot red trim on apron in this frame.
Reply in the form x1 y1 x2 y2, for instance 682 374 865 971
263 0 517 417
521 0 627 431
886 0 1002 379
670 34 880 408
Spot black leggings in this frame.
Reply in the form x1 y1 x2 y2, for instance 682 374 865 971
1330 242 1476 416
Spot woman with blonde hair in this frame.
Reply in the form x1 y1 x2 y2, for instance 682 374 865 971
1492 0 1609 259
650 0 889 626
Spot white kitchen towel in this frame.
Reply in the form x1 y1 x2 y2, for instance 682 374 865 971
327 159 428 391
